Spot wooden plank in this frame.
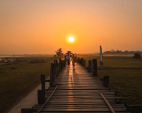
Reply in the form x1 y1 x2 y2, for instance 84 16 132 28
100 93 116 113
33 64 128 113
36 86 57 113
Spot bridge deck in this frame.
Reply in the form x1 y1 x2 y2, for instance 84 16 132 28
34 63 129 113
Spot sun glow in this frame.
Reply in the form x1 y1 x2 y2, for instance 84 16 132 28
67 36 75 43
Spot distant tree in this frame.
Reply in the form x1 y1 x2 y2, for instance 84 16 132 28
56 48 64 61
133 52 141 59
56 48 63 56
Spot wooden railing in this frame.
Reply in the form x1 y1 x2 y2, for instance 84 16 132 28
21 58 142 113
38 59 66 104
77 57 142 113
21 59 66 113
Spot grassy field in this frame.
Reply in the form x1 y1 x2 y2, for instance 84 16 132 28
81 55 142 105
1 55 142 113
0 56 51 113
99 69 142 105
79 54 142 67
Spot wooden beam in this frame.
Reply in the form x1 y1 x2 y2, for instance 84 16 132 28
100 93 116 113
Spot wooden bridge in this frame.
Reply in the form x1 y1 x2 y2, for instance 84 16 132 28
21 59 133 113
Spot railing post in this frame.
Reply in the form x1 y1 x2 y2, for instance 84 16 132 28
59 59 62 72
41 74 45 93
92 59 98 76
87 60 92 72
83 59 86 67
37 74 46 105
37 89 45 104
50 60 58 87
103 76 109 87
54 60 58 77
50 63 55 87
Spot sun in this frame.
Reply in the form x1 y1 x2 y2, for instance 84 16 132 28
67 36 75 43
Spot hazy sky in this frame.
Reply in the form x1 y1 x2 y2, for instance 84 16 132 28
0 0 142 54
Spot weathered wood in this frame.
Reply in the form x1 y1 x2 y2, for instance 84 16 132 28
40 74 45 93
22 63 129 113
92 59 98 76
100 45 104 66
37 86 57 113
103 76 110 87
37 90 45 104
87 60 92 72
100 93 116 113
50 63 56 87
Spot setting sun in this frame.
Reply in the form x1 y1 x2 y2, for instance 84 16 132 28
67 36 75 43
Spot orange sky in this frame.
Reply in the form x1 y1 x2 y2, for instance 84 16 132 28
0 0 142 54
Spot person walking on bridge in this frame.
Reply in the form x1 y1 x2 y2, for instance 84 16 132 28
65 51 71 65
72 54 77 67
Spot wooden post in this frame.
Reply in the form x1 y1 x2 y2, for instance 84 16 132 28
37 74 46 105
50 61 57 87
80 58 83 65
54 60 58 77
60 59 65 72
62 60 66 68
103 76 109 87
50 63 54 87
79 58 81 64
88 60 92 72
100 45 104 66
59 59 62 72
63 60 65 67
40 74 45 93
92 59 98 76
37 90 45 104
82 59 86 67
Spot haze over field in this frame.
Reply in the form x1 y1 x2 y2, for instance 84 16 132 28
0 0 142 54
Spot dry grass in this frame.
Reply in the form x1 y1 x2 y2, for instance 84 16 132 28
81 54 142 105
0 57 51 113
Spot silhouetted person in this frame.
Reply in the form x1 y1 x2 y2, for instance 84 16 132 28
72 54 77 67
65 51 71 65
66 55 70 65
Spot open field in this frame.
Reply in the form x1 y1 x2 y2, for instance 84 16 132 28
81 55 142 105
99 69 142 105
1 55 142 113
0 56 51 113
79 54 142 68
